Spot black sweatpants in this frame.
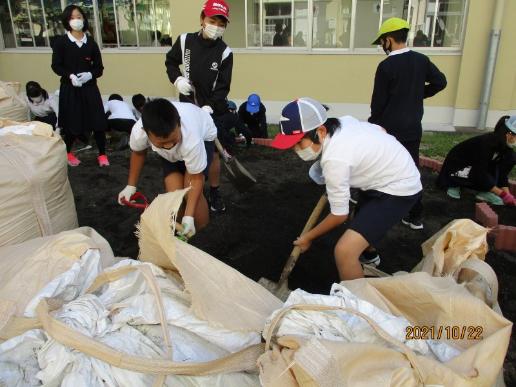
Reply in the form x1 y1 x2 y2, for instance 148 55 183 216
399 139 423 220
34 112 57 130
107 118 135 133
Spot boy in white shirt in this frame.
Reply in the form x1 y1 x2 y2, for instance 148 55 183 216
104 94 137 150
271 97 422 281
117 98 217 238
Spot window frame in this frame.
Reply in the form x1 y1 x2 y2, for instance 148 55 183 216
238 0 468 53
0 0 171 50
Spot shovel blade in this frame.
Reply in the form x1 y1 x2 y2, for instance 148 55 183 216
223 157 257 193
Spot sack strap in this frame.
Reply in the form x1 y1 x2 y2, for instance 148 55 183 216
454 258 499 307
264 304 425 383
33 263 263 376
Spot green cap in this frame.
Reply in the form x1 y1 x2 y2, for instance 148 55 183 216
372 17 410 45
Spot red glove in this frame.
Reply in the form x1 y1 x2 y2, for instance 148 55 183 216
499 190 516 206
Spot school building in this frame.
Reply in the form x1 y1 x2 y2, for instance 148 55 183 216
0 0 514 129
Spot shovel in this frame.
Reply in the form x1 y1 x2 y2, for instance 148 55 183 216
259 194 328 300
214 138 257 193
185 83 257 192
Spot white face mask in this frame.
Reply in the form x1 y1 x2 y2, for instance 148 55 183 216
69 19 84 32
31 96 44 104
295 143 321 161
204 24 225 40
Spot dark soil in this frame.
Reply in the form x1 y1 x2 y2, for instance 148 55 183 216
68 142 516 383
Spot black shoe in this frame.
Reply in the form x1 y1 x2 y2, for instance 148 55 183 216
402 216 424 230
209 189 226 213
359 250 380 266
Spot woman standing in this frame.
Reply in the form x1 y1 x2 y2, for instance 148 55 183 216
51 5 108 167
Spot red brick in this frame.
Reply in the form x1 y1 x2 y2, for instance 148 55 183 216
419 156 432 168
510 180 516 196
435 160 443 172
252 138 273 147
494 225 516 252
475 202 498 228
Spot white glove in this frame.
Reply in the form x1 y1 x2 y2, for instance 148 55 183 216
174 76 193 95
201 105 214 115
309 160 325 185
77 72 92 84
70 74 82 87
180 216 196 238
118 185 136 205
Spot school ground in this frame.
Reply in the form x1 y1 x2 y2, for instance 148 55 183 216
66 139 516 383
1 0 515 129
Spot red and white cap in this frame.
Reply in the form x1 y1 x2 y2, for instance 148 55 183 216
202 0 230 22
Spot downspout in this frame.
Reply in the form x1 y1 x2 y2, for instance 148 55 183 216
477 0 505 129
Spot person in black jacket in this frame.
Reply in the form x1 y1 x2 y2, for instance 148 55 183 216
165 0 231 213
238 94 268 138
437 116 516 206
368 17 447 230
51 5 108 167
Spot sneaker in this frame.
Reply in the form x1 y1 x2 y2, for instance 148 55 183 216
475 191 503 206
447 187 461 199
402 216 424 230
97 154 110 167
67 152 81 167
209 189 226 213
359 250 381 266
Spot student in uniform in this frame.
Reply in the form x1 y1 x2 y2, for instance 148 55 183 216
132 93 147 120
165 0 231 213
25 81 58 129
238 94 268 139
215 100 252 150
368 17 447 230
118 98 217 238
104 94 136 150
51 5 109 167
271 98 422 280
437 115 516 206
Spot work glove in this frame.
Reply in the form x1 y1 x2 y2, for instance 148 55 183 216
118 185 137 205
201 105 214 115
174 76 193 95
180 216 196 238
70 74 82 87
499 190 516 206
77 72 93 84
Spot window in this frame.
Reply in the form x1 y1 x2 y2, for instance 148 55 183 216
0 0 171 49
225 0 466 51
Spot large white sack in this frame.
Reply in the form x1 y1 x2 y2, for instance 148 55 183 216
0 227 115 341
0 122 78 247
0 81 29 122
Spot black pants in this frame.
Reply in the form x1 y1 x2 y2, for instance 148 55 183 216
64 131 106 155
34 112 57 130
399 139 423 220
107 118 135 133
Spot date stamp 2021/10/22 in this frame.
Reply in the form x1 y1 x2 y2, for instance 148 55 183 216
406 325 483 340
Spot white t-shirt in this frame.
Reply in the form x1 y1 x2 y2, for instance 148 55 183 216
104 100 136 121
26 93 58 118
321 116 422 216
130 101 217 174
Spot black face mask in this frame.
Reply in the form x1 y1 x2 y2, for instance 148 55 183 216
381 39 392 55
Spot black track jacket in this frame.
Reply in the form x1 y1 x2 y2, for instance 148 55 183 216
166 32 233 116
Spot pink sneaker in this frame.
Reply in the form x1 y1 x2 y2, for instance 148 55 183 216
97 154 110 167
67 152 81 167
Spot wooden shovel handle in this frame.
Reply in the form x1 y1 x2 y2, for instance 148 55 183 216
276 194 328 287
